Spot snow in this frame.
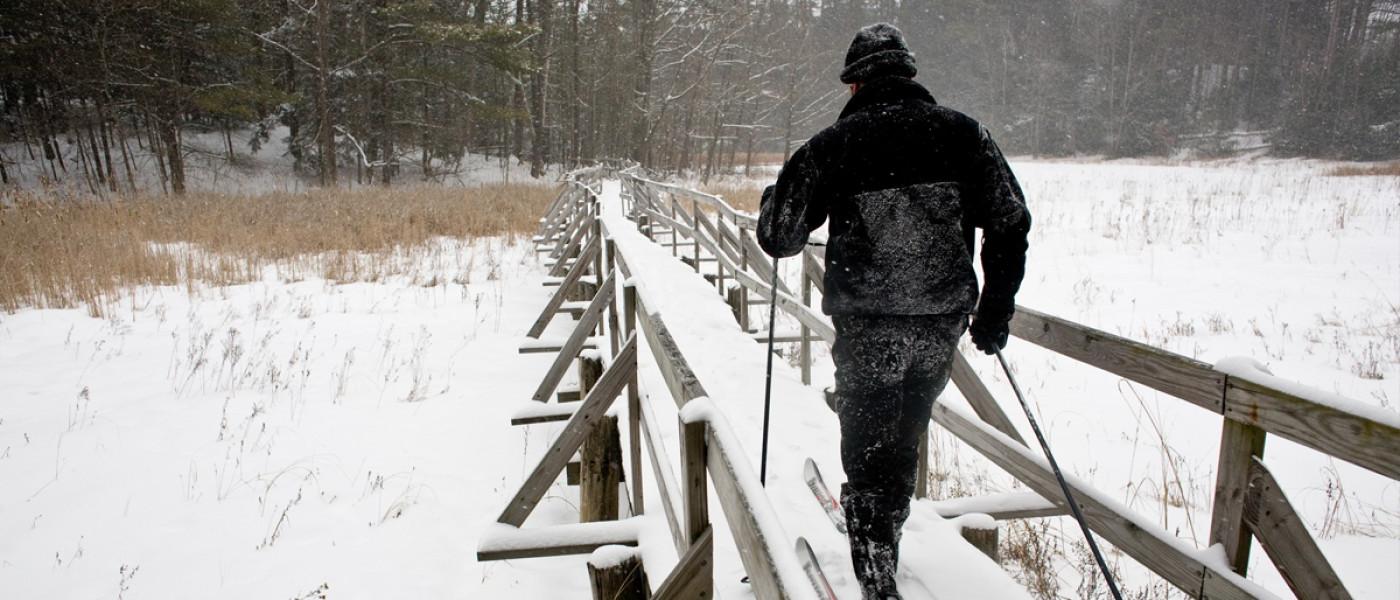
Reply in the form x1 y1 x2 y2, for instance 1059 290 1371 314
929 491 1057 519
949 513 997 532
588 544 641 569
1 158 1396 598
478 519 646 555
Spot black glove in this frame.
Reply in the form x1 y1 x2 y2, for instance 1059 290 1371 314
969 318 1009 355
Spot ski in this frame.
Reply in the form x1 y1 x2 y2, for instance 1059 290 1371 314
804 457 847 534
797 536 839 600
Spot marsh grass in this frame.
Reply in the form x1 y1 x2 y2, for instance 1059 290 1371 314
1325 162 1400 177
0 183 557 315
701 181 766 213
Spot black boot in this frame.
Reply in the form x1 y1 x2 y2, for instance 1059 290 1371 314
842 486 909 600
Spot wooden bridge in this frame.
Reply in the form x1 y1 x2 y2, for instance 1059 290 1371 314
477 167 1400 599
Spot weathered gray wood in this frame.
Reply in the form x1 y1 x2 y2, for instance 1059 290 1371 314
634 292 800 600
800 265 812 385
738 227 793 296
636 296 709 406
518 339 599 354
580 415 623 522
727 285 745 325
532 274 616 402
580 354 623 523
705 424 798 600
948 350 1029 447
958 519 1000 563
915 427 929 499
931 403 1262 600
527 238 601 338
639 377 686 552
1209 419 1267 575
477 523 639 562
730 266 835 343
588 549 651 600
627 369 644 518
1243 457 1353 600
1009 306 1225 413
681 418 709 545
801 248 826 295
551 213 596 274
1225 374 1400 480
498 335 637 527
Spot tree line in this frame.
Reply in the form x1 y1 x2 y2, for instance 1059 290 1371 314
1 0 1396 194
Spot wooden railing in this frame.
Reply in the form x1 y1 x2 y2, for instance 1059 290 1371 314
478 171 816 600
616 170 1399 600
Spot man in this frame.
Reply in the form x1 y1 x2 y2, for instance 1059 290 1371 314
757 23 1031 600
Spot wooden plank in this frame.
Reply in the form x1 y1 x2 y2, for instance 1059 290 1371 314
729 266 835 343
639 380 687 552
517 337 599 354
931 403 1263 600
1208 419 1267 574
706 424 798 600
1009 306 1225 412
531 275 616 402
526 238 601 338
738 227 793 296
476 521 640 562
636 295 709 406
550 213 596 275
801 248 825 295
652 525 715 600
1243 457 1353 599
498 335 637 527
681 419 709 544
1224 375 1400 480
949 350 1029 446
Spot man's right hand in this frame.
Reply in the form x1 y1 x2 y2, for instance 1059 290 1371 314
969 318 1009 355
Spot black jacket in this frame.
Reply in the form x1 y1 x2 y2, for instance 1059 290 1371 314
757 76 1030 323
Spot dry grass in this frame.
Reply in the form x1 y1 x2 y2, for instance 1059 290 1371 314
0 183 557 315
701 181 766 213
1325 162 1400 176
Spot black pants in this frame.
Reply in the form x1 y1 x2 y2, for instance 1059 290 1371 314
832 314 966 599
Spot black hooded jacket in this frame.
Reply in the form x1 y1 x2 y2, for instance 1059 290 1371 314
757 76 1030 324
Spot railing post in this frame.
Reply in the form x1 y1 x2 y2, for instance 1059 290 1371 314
1209 416 1267 575
692 199 701 274
669 195 678 257
738 225 750 332
679 417 712 597
800 252 813 386
579 354 622 523
624 283 643 516
916 427 930 500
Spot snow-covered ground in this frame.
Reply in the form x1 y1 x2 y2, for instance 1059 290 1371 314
1 159 1396 598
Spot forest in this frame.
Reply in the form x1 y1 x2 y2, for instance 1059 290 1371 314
1 0 1397 192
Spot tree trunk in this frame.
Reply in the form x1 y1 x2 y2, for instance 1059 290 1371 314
529 0 554 178
316 0 337 187
159 111 186 195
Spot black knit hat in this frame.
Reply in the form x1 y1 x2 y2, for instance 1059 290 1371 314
840 23 917 84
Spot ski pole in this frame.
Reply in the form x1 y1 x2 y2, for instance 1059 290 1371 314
994 349 1124 600
760 255 780 486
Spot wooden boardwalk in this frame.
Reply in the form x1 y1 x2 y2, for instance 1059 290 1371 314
477 167 1398 600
